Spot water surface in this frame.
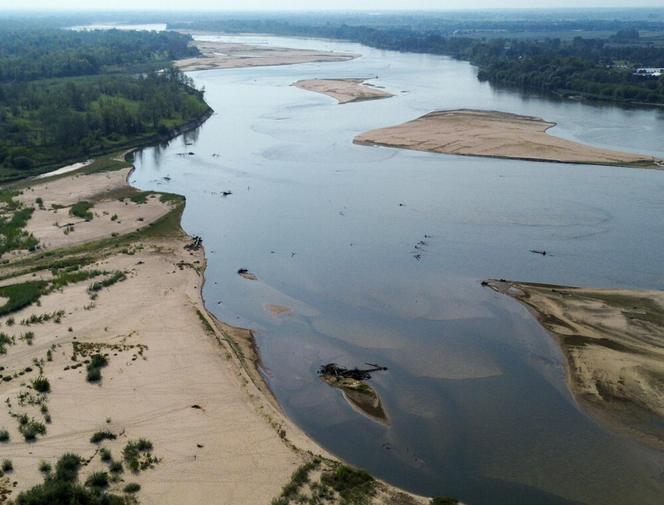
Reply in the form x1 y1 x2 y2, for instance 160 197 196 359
131 34 664 505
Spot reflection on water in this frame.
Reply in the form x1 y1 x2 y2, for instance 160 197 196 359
131 35 664 505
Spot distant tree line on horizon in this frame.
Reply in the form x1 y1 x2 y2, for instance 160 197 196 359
0 26 210 181
168 18 664 106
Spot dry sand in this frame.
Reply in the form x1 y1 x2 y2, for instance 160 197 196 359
354 109 662 168
176 40 358 72
0 160 428 504
294 78 393 104
487 280 664 448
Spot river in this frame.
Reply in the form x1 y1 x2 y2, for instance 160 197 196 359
131 34 664 505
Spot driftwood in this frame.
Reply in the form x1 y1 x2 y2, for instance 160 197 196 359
185 236 202 251
318 362 388 381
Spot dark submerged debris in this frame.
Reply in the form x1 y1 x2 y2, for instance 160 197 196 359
318 362 388 381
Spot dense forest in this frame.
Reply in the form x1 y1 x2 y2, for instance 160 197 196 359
168 17 664 107
0 25 210 182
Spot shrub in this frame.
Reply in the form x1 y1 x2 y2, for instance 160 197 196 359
32 376 50 393
109 461 123 474
123 438 154 472
86 367 101 382
99 448 112 462
1 459 12 472
321 465 375 503
123 483 141 494
38 461 51 474
0 429 9 442
55 453 81 482
19 417 46 441
70 201 93 221
85 471 109 489
90 430 116 444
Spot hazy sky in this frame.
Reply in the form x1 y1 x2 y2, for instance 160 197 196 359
3 0 662 11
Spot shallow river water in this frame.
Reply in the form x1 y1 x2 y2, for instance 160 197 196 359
131 34 664 505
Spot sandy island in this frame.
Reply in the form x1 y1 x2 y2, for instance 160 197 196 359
354 109 662 168
294 78 393 104
487 280 664 448
0 156 427 504
176 40 358 72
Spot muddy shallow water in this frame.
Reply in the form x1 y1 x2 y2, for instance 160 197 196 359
131 34 664 505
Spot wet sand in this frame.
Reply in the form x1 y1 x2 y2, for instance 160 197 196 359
487 279 664 448
176 40 358 72
294 78 393 104
0 157 427 504
354 109 661 168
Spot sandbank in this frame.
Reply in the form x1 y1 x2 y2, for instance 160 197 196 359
294 78 393 104
176 40 358 72
486 279 664 448
354 109 662 168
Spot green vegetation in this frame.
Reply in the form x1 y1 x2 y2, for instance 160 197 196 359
0 429 9 442
0 281 47 316
16 453 129 505
31 376 50 393
430 498 459 505
123 438 156 472
17 415 46 441
38 461 51 474
88 271 126 293
0 25 210 182
123 483 141 494
90 430 116 444
86 353 108 383
70 201 94 221
321 465 375 504
0 189 39 255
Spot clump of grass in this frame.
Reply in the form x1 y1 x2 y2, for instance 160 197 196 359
0 281 47 317
0 429 9 442
85 471 109 489
99 448 112 462
86 353 109 383
1 459 12 472
123 438 155 472
88 271 126 294
320 465 376 504
18 415 47 441
271 459 320 505
0 333 13 354
90 430 116 444
109 461 123 474
0 190 39 255
55 453 81 482
39 461 52 474
32 376 50 393
70 201 94 221
123 483 141 494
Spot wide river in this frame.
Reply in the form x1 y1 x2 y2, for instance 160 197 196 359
131 34 664 505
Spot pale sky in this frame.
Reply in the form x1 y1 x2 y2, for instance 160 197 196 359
2 0 662 11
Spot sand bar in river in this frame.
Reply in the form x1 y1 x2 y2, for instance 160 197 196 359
294 78 393 104
354 109 662 168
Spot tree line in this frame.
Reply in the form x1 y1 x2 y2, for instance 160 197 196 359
168 18 664 106
0 25 210 181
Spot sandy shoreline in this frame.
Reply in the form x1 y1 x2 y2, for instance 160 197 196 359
486 279 664 449
294 78 393 104
176 40 358 72
0 155 429 504
354 109 662 168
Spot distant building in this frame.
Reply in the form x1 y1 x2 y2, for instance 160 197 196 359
633 68 664 77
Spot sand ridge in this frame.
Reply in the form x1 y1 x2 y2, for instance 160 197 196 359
354 109 661 168
487 279 664 448
294 78 393 104
176 40 358 72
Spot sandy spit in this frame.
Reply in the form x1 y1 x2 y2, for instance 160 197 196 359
176 40 358 72
486 279 664 449
294 78 393 104
354 109 662 168
0 161 429 504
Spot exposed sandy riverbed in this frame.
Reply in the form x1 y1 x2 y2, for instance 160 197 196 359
294 78 393 104
0 157 428 504
176 40 358 72
354 109 661 168
486 280 664 449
